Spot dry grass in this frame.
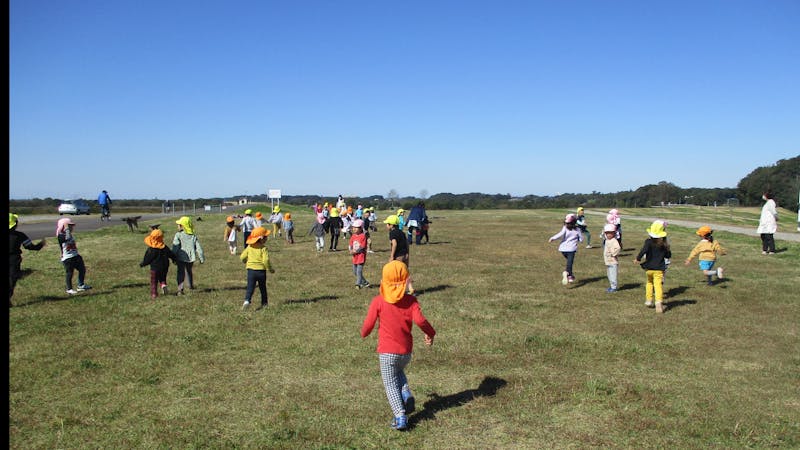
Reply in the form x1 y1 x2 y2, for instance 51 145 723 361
9 208 800 449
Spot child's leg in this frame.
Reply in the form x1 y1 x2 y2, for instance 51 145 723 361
607 264 618 290
564 251 576 277
379 353 412 417
63 260 75 290
353 264 359 286
645 270 655 301
244 269 257 302
75 256 87 286
652 270 664 302
149 270 158 298
157 270 169 294
185 262 195 289
256 270 268 306
176 261 186 291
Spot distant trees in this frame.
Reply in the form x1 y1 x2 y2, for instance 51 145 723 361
737 156 800 207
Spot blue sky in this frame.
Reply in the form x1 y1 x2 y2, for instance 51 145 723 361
9 1 799 200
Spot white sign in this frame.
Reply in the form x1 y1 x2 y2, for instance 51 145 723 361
268 189 281 199
204 205 212 211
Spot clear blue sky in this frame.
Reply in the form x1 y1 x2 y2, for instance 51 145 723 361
9 0 799 200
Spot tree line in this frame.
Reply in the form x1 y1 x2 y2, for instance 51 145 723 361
10 156 798 213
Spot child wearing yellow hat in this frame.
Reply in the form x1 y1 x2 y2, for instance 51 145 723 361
360 261 436 431
240 227 275 310
140 229 178 299
268 206 283 238
684 226 726 286
172 216 205 296
633 220 671 313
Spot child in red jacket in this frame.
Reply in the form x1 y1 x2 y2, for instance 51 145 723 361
360 260 436 431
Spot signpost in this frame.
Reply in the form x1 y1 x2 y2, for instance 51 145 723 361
269 189 281 211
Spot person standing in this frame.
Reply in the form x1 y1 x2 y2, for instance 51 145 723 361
602 223 621 293
172 216 205 295
9 213 46 306
757 191 778 255
56 218 92 295
633 220 671 314
406 202 428 245
349 219 370 289
268 206 283 238
576 207 592 248
360 260 436 431
283 212 295 244
328 207 343 251
384 215 414 294
308 213 326 252
224 216 239 255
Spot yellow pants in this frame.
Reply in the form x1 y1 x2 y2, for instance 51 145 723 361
645 270 665 302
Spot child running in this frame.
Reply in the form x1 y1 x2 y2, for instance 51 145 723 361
360 260 436 431
224 216 239 255
240 227 275 310
308 213 326 252
633 220 671 313
283 212 294 244
548 214 583 285
172 216 205 295
684 226 726 286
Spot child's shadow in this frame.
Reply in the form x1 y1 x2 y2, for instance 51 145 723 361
409 376 507 428
416 284 453 295
618 283 641 291
572 276 605 287
665 299 697 311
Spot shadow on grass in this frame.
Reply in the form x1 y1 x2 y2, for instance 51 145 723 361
665 299 697 310
618 282 642 291
409 376 507 428
283 295 339 304
416 284 453 295
775 247 789 254
664 286 689 298
572 276 605 288
421 241 451 245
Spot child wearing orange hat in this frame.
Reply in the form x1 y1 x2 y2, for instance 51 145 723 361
240 227 275 310
360 261 436 431
283 212 294 244
684 226 726 286
140 229 177 299
224 216 240 255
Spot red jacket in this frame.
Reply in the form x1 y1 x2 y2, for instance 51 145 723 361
361 295 436 354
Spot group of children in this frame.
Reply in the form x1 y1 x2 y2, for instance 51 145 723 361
549 208 727 313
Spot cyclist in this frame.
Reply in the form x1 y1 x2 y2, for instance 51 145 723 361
98 190 112 220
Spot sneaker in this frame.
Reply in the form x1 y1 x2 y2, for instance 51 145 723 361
66 289 78 295
606 288 617 293
645 301 654 308
762 251 767 255
355 284 361 290
367 250 375 254
561 271 569 285
176 289 185 297
362 282 371 289
242 301 251 310
716 267 724 279
586 245 592 249
77 284 92 291
655 302 666 313
390 415 408 431
568 276 575 283
161 284 168 295
402 389 415 414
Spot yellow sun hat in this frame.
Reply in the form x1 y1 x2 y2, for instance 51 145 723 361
646 220 667 238
175 216 194 235
9 213 19 229
380 260 409 304
383 215 399 225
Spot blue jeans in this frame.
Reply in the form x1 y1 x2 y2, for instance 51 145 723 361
561 251 576 276
245 269 268 305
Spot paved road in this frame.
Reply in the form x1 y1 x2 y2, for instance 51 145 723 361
15 213 179 241
586 211 800 242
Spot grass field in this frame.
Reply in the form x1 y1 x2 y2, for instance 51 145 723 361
8 208 800 449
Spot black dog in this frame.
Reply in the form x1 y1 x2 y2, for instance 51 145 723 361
121 216 142 232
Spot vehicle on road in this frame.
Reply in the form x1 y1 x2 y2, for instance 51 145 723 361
58 199 91 215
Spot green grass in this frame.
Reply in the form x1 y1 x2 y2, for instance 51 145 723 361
9 208 800 449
